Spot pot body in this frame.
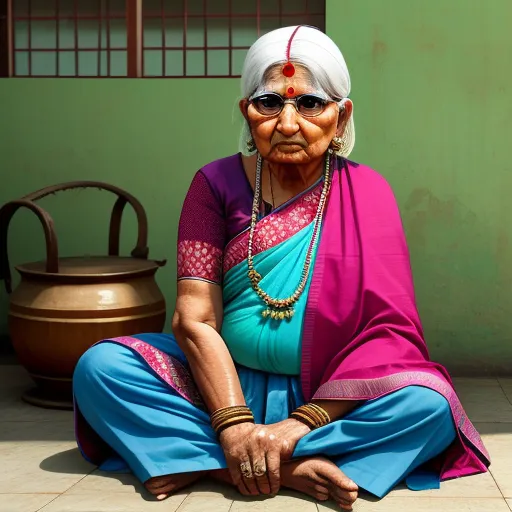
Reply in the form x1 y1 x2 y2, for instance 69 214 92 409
8 257 166 409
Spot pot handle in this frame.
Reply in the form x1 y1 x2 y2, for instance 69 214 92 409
0 181 151 293
0 199 59 293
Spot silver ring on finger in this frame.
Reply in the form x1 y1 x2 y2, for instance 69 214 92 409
253 461 267 477
240 461 253 479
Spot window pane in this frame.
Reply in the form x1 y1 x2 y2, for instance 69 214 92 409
186 50 204 76
232 48 248 76
13 0 29 17
207 49 229 76
206 0 228 15
165 18 183 47
259 0 279 15
186 18 204 48
78 20 100 49
207 18 229 47
31 52 56 75
110 50 127 76
78 51 98 76
186 0 204 16
14 22 29 50
31 21 58 49
109 19 127 49
165 50 184 76
58 51 76 76
144 50 163 76
58 19 75 49
30 0 55 17
232 19 258 47
144 18 164 47
14 52 29 76
232 0 257 15
58 0 77 18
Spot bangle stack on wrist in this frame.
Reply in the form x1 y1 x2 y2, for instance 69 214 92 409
289 403 331 430
211 405 255 435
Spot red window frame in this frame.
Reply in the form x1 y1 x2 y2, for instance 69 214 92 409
0 0 325 78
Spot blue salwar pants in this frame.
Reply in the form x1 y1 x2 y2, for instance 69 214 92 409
73 333 456 498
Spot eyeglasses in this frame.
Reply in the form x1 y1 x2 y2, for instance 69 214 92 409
249 92 335 118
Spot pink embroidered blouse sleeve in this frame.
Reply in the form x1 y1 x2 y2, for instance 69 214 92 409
177 171 226 285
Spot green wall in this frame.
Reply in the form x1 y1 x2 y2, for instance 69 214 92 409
1 0 511 374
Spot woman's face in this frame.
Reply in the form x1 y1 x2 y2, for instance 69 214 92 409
240 65 352 166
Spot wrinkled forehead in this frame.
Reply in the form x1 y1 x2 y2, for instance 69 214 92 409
259 64 322 94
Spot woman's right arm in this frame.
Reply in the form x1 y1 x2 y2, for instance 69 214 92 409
173 279 272 496
172 279 245 412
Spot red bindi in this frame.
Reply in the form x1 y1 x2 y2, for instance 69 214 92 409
287 87 295 96
282 62 295 78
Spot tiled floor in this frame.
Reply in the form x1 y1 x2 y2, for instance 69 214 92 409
1 364 512 512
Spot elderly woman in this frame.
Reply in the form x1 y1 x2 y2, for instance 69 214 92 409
73 26 489 510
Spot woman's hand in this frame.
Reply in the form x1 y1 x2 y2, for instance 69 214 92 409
219 419 311 496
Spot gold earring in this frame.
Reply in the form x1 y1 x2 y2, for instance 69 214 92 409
330 136 344 153
247 137 256 152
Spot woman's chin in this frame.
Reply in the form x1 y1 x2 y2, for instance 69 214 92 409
266 147 311 164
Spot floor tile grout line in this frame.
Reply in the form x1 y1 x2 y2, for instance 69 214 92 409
488 467 509 502
173 493 191 511
498 379 512 408
35 493 62 512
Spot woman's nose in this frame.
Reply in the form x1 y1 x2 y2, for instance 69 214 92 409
277 103 300 135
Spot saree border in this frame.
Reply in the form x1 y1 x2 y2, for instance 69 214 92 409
314 370 490 467
100 336 204 407
223 181 322 275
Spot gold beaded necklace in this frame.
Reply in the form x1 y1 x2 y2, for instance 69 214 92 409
247 151 333 320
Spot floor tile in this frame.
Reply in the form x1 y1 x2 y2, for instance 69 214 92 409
65 470 145 495
0 365 72 422
498 379 512 405
187 478 240 499
506 499 512 511
0 422 93 493
0 494 59 512
389 470 501 498
452 378 512 422
38 493 188 512
0 365 30 389
476 423 512 498
230 492 318 511
177 496 233 512
318 497 511 511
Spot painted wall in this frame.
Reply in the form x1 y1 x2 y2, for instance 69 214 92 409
0 0 511 374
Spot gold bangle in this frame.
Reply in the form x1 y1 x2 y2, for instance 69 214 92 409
211 405 250 420
290 403 330 430
215 415 255 435
289 411 318 430
309 403 331 424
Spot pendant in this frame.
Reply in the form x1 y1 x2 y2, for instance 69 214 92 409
261 308 295 321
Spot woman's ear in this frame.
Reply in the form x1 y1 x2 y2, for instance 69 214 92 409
336 99 353 137
239 99 250 121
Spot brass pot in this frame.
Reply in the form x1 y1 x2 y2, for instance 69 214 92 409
0 182 166 409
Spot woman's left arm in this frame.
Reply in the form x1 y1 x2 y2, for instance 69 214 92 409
311 399 360 422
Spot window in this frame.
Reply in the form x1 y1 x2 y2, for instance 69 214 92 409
0 0 326 78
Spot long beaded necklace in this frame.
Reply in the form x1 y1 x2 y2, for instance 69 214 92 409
247 151 333 320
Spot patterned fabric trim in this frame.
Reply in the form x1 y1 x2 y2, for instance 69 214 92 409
223 182 322 275
106 336 204 407
314 371 490 463
177 240 223 284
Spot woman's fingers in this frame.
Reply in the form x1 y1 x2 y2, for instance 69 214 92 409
239 458 260 496
265 451 281 495
252 456 271 495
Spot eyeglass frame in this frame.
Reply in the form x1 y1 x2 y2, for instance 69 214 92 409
247 91 343 118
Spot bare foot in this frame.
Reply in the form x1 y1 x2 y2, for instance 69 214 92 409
145 472 203 500
281 457 358 510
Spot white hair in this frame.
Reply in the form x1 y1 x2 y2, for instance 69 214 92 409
238 25 355 157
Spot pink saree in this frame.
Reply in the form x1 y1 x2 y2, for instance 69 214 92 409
302 157 489 480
